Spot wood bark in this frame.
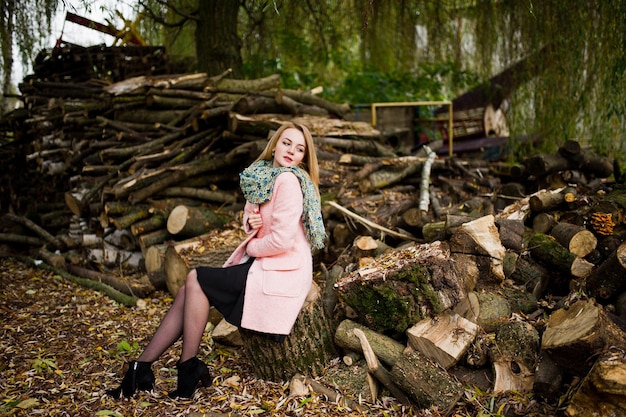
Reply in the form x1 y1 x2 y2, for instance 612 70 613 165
390 348 464 412
240 282 337 382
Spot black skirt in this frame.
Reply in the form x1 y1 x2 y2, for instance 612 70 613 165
196 256 287 342
196 257 254 327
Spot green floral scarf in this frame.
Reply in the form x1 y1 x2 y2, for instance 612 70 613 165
240 160 326 250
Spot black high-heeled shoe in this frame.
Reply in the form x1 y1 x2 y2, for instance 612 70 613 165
168 356 211 398
106 360 155 399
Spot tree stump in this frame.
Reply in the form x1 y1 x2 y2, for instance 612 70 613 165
240 282 337 382
164 243 236 296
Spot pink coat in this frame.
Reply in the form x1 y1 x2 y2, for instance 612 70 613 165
223 172 313 335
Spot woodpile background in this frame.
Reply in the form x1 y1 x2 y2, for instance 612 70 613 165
1 45 626 416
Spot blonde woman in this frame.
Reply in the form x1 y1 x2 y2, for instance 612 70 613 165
107 122 326 399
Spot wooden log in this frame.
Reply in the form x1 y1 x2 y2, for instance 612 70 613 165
334 241 465 334
0 233 43 247
406 312 479 369
565 349 626 416
495 218 525 251
533 352 564 402
503 252 553 299
166 205 229 238
3 213 65 250
240 282 337 382
532 212 557 234
109 206 151 231
529 188 565 212
390 348 464 412
156 187 237 204
491 321 539 392
130 212 167 236
541 299 626 376
353 328 411 405
550 222 597 258
143 243 167 290
585 242 626 303
448 215 506 281
137 228 172 252
333 319 405 368
524 153 571 177
66 264 155 298
528 233 594 279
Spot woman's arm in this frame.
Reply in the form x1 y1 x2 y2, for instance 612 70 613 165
245 172 304 258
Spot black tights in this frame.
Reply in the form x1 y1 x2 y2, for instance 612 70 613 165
137 269 209 363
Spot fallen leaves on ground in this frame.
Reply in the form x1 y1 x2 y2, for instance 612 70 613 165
0 257 560 417
0 258 418 417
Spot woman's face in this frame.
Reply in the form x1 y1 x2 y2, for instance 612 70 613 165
273 128 306 168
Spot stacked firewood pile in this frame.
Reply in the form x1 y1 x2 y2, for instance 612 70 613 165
2 59 626 415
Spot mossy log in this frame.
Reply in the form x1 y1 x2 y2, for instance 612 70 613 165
334 241 465 335
528 233 594 278
333 319 405 368
240 282 337 382
491 321 540 392
390 348 464 412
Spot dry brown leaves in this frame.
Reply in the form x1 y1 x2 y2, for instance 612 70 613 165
0 257 430 417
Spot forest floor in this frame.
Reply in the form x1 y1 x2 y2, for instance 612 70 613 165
0 257 563 417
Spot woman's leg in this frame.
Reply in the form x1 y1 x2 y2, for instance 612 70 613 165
180 269 210 362
136 280 187 362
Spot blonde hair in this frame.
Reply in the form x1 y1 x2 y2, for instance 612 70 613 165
255 122 320 191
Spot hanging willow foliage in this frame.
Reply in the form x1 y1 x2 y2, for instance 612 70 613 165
239 0 626 157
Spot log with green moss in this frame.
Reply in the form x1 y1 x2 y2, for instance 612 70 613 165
528 233 594 279
333 241 465 335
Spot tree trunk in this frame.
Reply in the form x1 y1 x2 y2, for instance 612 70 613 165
197 1 243 77
240 282 337 382
585 242 626 303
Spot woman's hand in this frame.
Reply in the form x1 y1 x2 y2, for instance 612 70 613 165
247 208 263 230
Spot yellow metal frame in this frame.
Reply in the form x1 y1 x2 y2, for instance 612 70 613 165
371 101 454 156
